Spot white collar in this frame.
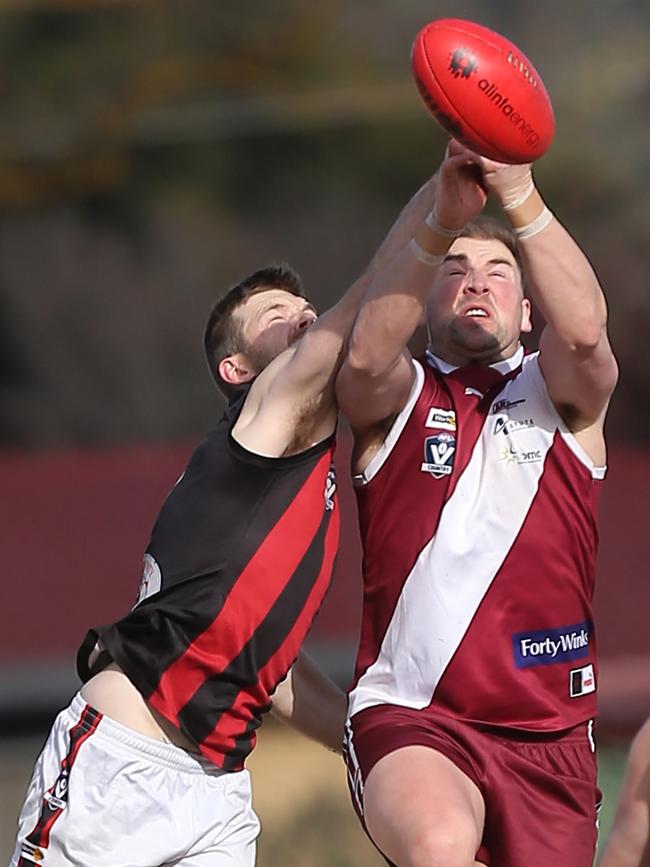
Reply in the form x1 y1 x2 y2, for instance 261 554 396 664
425 345 525 375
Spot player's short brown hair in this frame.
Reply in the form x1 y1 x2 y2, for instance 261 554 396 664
203 264 304 397
459 217 524 284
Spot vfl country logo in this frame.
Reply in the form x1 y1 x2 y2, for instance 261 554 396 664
421 432 456 478
449 48 478 79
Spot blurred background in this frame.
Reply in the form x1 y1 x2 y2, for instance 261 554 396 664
1 1 649 864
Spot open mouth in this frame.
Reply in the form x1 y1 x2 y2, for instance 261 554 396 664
462 307 490 319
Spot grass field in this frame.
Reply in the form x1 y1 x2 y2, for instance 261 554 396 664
1 721 630 867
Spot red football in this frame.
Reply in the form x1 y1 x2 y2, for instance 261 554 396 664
412 19 555 163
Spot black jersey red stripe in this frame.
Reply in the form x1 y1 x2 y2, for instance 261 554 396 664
18 706 101 865
193 500 340 768
77 386 340 770
151 450 335 721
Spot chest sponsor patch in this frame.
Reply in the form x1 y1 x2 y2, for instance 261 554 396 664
500 445 543 465
493 416 535 436
421 432 456 478
424 407 457 431
492 397 526 414
512 621 593 669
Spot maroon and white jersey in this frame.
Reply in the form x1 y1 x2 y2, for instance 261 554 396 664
348 348 605 732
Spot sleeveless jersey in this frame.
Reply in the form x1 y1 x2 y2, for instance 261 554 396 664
348 348 604 732
77 387 340 770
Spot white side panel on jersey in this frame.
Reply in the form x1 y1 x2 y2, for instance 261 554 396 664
355 359 425 486
348 353 565 717
525 355 607 479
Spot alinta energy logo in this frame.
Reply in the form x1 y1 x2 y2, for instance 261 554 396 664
448 48 478 80
444 47 542 151
477 78 542 149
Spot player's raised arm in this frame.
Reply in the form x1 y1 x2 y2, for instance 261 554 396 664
226 171 441 455
477 155 619 449
336 146 488 432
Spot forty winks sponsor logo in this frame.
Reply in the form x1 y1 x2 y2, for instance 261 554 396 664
513 622 593 669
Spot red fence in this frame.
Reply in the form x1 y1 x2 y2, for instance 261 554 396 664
1 437 648 729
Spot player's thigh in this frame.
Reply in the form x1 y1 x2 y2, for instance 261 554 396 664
171 771 260 867
485 735 600 867
363 744 485 867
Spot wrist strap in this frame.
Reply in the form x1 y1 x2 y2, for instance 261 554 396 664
513 206 554 240
409 238 445 267
425 211 465 238
502 181 535 211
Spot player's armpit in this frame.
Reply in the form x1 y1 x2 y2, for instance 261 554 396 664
539 324 619 430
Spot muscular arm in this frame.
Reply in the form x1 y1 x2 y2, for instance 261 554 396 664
336 150 488 435
234 173 440 455
482 162 619 439
270 650 347 753
598 717 650 867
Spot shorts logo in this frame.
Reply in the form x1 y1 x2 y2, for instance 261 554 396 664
19 841 45 863
324 466 337 511
570 664 596 698
424 407 457 431
513 621 593 669
44 767 69 810
421 432 455 478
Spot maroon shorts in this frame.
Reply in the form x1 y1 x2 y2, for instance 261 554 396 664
344 705 601 867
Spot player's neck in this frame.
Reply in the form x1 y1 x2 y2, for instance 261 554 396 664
427 343 524 372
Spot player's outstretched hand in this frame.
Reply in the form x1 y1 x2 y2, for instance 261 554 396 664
447 138 535 213
433 140 488 232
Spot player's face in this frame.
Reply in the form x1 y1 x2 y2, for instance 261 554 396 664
427 236 531 364
237 289 318 372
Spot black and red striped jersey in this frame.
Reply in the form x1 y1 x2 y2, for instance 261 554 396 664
77 386 340 770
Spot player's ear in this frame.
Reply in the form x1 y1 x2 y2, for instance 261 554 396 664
521 298 532 334
218 354 256 386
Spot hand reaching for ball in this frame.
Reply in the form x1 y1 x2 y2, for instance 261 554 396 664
433 143 489 231
446 139 535 212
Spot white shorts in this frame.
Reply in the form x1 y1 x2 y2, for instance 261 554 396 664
10 693 260 867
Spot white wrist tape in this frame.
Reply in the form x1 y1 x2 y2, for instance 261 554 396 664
425 211 465 238
409 238 445 267
502 180 535 211
513 206 554 240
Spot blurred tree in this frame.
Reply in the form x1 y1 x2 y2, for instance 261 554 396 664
0 0 647 445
